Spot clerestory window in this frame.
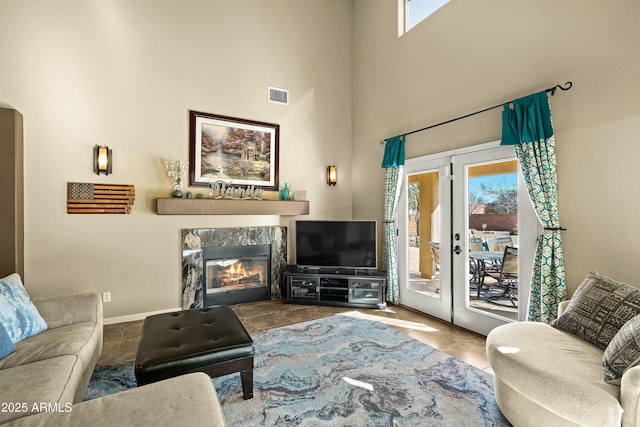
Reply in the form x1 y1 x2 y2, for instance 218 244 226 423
400 0 450 35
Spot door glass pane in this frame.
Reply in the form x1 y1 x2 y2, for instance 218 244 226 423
407 171 441 299
466 160 518 320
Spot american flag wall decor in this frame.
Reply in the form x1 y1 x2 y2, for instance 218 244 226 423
67 183 135 214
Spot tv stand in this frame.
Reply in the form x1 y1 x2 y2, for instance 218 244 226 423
285 269 386 309
318 267 356 275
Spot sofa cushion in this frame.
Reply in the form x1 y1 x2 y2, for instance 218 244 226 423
551 271 640 350
0 273 47 343
0 322 100 371
33 293 102 330
0 356 80 424
2 373 226 427
0 321 14 358
603 314 640 384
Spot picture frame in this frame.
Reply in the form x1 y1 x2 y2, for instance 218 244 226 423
189 110 280 191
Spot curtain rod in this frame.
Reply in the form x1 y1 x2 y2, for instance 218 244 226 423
379 81 573 145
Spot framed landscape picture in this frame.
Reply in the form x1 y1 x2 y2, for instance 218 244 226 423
189 111 279 190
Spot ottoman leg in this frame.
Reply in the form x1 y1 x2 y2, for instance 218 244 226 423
241 367 253 400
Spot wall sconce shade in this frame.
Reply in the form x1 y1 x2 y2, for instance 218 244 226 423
94 145 112 175
327 165 337 186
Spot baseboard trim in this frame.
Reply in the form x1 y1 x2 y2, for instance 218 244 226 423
104 307 181 325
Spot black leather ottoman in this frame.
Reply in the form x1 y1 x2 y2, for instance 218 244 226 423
134 305 254 399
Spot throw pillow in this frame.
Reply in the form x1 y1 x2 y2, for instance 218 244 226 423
0 273 47 344
0 322 14 359
603 314 640 384
550 271 640 350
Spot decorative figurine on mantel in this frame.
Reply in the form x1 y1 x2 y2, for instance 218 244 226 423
164 159 188 198
209 181 263 200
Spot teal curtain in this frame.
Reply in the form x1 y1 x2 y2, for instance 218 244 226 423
381 135 406 303
502 91 567 323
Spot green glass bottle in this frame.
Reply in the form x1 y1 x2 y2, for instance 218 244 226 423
280 183 290 201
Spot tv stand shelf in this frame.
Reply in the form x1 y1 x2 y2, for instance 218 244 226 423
285 269 386 309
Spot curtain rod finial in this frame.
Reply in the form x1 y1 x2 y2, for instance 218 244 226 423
547 81 573 96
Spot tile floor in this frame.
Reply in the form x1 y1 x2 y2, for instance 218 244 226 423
98 300 492 373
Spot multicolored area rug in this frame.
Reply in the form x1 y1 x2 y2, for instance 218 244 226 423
85 313 509 426
83 362 137 401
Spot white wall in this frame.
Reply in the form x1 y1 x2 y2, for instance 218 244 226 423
0 0 352 317
352 0 640 294
4 0 639 318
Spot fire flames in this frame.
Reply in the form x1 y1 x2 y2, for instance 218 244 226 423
228 263 245 277
206 258 267 294
222 262 262 286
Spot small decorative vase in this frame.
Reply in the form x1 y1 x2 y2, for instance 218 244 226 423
280 183 290 201
172 189 183 198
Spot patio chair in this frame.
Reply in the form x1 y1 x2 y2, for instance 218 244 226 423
485 236 513 252
484 236 512 275
428 240 440 279
485 246 518 308
468 237 484 252
468 237 485 289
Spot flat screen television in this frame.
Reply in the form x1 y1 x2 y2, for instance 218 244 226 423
295 220 377 270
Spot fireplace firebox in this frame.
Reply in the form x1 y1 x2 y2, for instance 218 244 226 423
203 244 271 306
182 227 287 309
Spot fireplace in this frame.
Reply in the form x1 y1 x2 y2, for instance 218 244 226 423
204 244 271 306
182 227 287 309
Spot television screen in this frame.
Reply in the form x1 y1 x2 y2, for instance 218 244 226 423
295 220 377 269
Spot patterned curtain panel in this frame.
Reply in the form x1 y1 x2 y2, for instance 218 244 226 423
381 135 406 303
502 91 567 323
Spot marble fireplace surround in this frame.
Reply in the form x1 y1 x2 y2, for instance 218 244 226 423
182 227 287 309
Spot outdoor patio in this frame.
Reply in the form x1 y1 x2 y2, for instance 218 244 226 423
408 242 518 321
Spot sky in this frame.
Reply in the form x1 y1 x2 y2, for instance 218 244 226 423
406 0 450 30
468 173 517 202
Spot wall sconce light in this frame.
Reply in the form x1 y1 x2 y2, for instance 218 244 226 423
93 145 112 175
327 165 337 186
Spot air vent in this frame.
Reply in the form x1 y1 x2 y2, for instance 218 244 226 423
268 86 289 105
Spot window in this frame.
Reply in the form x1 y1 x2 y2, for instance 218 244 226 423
400 0 449 34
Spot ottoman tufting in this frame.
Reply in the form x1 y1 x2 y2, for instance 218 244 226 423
134 305 254 399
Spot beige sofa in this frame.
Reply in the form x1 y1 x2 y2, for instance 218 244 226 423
4 372 224 427
487 301 640 427
0 292 225 426
0 293 103 424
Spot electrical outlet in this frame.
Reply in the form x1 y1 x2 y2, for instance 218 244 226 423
102 292 112 303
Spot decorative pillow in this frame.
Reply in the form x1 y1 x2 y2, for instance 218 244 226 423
602 314 640 384
0 322 14 359
0 273 47 344
550 271 640 350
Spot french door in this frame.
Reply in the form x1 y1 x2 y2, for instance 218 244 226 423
398 142 538 336
397 155 452 323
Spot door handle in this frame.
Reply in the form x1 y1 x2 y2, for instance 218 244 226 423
453 245 462 255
